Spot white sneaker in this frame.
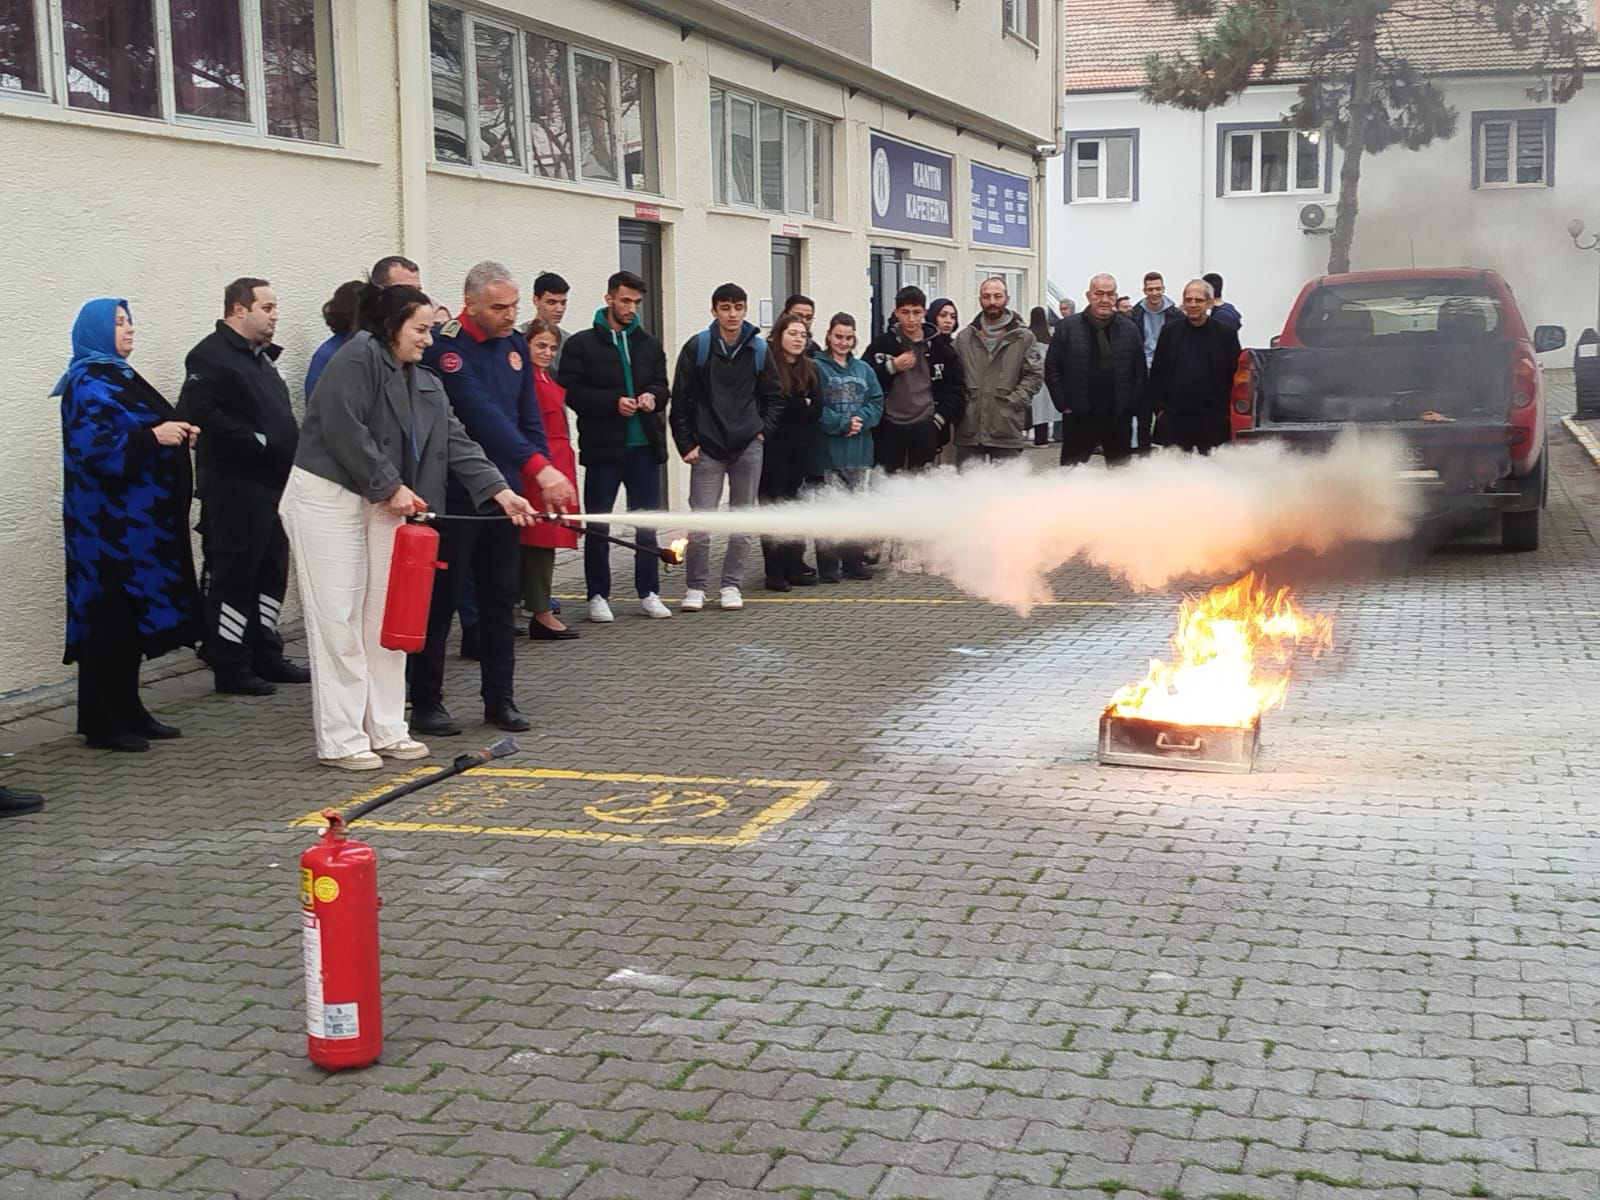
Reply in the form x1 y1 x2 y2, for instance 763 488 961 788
320 750 383 771
719 587 744 610
680 588 706 612
375 738 429 760
639 593 673 619
587 596 615 623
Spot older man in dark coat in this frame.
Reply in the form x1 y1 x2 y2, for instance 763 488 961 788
1044 273 1148 466
1147 278 1244 454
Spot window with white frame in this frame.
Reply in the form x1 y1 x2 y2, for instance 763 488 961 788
1002 0 1038 41
709 85 833 220
430 1 658 192
0 0 338 142
1222 126 1325 196
1067 133 1135 202
1472 110 1554 188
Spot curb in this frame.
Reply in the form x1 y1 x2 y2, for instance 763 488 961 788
1562 415 1600 470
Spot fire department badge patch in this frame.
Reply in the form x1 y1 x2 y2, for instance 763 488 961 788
439 351 463 373
507 350 524 372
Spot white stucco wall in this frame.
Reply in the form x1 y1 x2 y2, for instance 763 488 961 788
0 0 1049 695
1048 79 1600 342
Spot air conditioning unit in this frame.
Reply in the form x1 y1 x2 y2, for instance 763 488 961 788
1298 202 1336 235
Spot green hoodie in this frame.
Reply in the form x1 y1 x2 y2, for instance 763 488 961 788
594 306 648 449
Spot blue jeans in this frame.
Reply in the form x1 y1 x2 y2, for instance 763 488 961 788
583 446 661 600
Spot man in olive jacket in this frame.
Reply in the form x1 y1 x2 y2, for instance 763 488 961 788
556 270 673 622
951 277 1044 465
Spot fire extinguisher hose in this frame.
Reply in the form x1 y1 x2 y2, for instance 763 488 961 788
335 735 521 824
411 512 683 564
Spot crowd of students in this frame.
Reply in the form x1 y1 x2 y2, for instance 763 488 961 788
5 256 1247 817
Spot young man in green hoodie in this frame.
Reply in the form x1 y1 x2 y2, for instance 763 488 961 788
556 271 674 622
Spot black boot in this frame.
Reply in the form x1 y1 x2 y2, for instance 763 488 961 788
255 658 311 684
485 699 530 732
409 703 462 736
0 786 44 818
215 669 275 697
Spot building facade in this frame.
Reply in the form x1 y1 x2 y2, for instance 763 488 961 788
0 0 1061 694
1048 0 1600 343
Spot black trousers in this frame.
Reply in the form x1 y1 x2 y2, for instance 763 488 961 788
1059 411 1136 467
758 445 815 580
409 516 519 708
198 474 288 672
76 587 152 740
872 418 940 475
1153 411 1230 454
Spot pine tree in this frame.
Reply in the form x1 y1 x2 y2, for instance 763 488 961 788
1142 0 1596 272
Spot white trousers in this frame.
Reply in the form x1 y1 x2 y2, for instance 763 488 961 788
279 467 409 759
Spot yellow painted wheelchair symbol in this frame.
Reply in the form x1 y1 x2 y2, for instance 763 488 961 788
584 789 729 825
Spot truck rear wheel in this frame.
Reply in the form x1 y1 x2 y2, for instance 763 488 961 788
1502 508 1541 553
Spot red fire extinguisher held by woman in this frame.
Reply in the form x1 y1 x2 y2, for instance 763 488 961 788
380 520 446 653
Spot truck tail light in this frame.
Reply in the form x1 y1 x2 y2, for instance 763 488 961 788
1230 351 1253 415
1508 349 1538 449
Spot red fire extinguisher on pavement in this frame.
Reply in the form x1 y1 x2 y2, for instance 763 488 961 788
380 520 446 653
298 737 521 1072
300 812 383 1071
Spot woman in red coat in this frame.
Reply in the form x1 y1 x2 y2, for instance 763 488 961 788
522 318 581 639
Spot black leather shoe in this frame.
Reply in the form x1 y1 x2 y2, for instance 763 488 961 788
459 624 480 660
0 786 43 818
818 570 842 584
528 620 579 641
86 732 150 753
215 671 276 697
255 659 311 684
787 567 819 587
484 700 531 732
409 703 462 736
136 720 182 740
843 563 874 580
764 576 793 593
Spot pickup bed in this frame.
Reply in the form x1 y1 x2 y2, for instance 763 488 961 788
1230 269 1566 551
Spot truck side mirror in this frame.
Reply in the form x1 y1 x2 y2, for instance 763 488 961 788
1269 335 1282 349
1533 325 1566 353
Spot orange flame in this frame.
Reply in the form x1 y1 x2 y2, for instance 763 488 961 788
1109 573 1333 729
666 538 688 564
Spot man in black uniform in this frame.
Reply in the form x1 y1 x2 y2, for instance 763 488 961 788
177 278 309 695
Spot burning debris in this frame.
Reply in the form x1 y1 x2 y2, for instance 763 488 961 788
1099 573 1333 773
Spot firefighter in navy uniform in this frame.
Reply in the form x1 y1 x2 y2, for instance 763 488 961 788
407 262 577 736
177 278 310 696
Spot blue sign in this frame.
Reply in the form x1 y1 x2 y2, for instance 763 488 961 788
970 162 1032 249
870 132 954 239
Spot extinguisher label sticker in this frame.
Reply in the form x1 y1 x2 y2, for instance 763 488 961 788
322 1003 360 1040
299 867 313 908
302 911 325 1038
313 875 340 904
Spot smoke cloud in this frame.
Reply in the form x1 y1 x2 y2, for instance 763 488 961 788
617 433 1421 613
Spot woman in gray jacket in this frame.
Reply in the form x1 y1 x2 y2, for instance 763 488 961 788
280 285 536 771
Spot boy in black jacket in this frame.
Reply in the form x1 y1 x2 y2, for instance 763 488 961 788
864 285 965 475
670 283 783 612
556 270 673 622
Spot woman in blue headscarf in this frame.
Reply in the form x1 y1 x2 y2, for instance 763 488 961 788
57 299 202 752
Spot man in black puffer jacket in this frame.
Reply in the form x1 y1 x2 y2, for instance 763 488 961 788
556 270 673 623
1045 272 1149 467
177 277 308 695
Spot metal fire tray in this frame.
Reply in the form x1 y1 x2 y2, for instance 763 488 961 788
1097 711 1260 774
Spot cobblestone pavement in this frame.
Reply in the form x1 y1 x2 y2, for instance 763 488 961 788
4 387 1600 1200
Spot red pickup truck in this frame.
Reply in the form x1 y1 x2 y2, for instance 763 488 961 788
1230 268 1567 551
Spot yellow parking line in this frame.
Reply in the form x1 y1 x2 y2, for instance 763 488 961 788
290 766 829 848
553 593 1121 608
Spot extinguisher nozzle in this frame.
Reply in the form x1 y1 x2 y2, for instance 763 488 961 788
486 735 520 760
